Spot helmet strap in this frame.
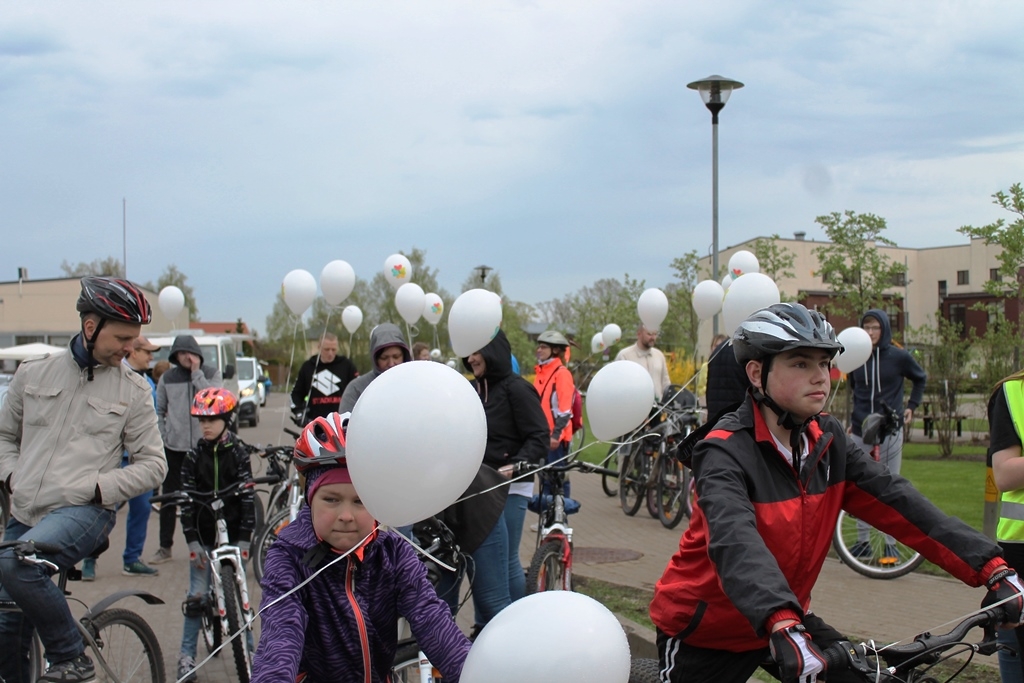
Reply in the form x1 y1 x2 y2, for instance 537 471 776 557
83 317 107 382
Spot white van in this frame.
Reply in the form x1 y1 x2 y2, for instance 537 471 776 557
235 356 263 428
148 334 240 398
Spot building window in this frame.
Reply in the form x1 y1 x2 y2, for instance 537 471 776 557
47 335 72 347
948 303 967 330
892 271 907 287
938 280 947 297
14 335 44 345
991 268 1002 282
957 270 969 285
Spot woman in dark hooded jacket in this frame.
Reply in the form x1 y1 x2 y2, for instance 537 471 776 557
463 330 548 602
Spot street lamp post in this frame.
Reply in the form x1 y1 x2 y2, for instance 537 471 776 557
687 75 743 336
475 264 493 286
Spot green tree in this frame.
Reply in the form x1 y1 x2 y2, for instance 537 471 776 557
909 318 974 457
959 182 1024 308
751 235 797 301
665 251 702 355
812 211 906 322
60 256 124 277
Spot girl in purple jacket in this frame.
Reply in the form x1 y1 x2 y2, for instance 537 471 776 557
251 413 471 683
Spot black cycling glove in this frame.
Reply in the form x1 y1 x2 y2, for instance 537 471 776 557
983 567 1024 626
770 624 827 683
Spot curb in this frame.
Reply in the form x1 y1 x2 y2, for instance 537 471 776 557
616 614 658 660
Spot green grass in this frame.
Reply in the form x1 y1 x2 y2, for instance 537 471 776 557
573 575 654 630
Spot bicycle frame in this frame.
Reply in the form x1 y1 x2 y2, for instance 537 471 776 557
207 500 254 647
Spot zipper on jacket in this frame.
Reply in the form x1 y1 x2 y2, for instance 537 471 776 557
345 558 372 683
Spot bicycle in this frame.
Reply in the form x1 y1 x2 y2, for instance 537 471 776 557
0 538 165 683
833 402 925 579
521 458 618 594
390 517 471 683
247 443 301 582
151 480 257 683
628 605 1011 682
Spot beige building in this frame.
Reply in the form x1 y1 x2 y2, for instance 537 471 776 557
0 276 176 349
697 233 1012 354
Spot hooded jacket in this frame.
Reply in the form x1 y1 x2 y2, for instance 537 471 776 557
650 392 1003 652
290 352 359 421
179 429 256 547
339 324 411 414
251 508 471 683
847 309 927 436
156 335 222 451
705 340 750 426
462 330 548 471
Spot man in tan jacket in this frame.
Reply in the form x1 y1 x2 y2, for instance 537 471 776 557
0 277 167 683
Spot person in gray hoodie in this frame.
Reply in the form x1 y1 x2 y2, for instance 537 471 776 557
338 323 412 413
151 335 222 564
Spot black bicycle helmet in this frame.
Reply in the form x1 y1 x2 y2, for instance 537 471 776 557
77 276 153 324
732 303 842 365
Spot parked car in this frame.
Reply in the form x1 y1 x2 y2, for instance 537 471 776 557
234 356 263 428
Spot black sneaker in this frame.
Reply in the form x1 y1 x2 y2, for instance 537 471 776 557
40 653 95 683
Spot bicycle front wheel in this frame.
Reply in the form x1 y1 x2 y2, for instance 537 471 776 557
628 658 661 683
602 443 620 497
87 608 165 683
526 538 571 593
645 456 661 519
253 506 292 582
833 510 924 579
222 564 253 683
619 444 645 516
392 640 441 682
656 457 689 530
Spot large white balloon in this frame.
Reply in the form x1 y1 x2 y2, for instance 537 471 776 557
590 332 605 355
383 254 413 290
721 272 734 291
728 250 761 278
601 323 622 349
586 360 655 441
394 283 426 326
691 280 725 320
422 293 444 325
346 362 486 527
320 260 356 306
637 288 669 333
342 305 363 334
835 326 873 373
158 286 185 321
720 273 781 336
448 289 503 357
461 591 630 683
282 269 317 316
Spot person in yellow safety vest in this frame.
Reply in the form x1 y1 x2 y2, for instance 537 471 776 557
989 369 1024 682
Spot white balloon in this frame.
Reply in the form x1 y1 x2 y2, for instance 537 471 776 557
394 283 426 326
282 269 317 316
720 273 781 335
158 286 185 321
637 288 669 333
461 591 630 683
691 280 726 321
346 362 486 527
590 332 605 355
721 272 734 291
835 326 873 373
320 260 356 306
586 361 655 441
448 289 503 357
383 253 413 290
601 323 622 349
422 293 444 325
728 250 761 278
342 305 363 334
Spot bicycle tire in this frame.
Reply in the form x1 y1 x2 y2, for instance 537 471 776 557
253 495 265 542
526 538 571 593
619 444 645 516
628 657 661 683
602 443 620 497
201 595 221 656
833 510 924 579
221 564 253 683
570 423 586 457
87 607 166 683
656 456 688 530
645 455 661 519
253 506 292 583
392 640 441 682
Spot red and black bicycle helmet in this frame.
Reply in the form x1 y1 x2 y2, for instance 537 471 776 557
191 387 239 418
77 276 153 324
293 412 350 474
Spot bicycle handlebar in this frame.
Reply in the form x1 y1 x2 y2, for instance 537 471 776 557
151 479 252 505
514 459 619 479
820 606 1006 677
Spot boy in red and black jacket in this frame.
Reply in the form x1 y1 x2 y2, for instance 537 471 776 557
650 303 1023 683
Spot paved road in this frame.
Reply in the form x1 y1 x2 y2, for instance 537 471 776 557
64 393 996 680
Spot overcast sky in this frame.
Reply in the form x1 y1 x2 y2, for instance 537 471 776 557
2 1 1022 334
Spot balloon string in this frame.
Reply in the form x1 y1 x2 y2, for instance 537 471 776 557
274 317 303 447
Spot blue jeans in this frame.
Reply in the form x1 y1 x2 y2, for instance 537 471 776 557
180 552 253 659
0 506 116 683
122 455 153 565
544 444 571 498
436 512 511 628
504 494 529 602
998 625 1024 683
